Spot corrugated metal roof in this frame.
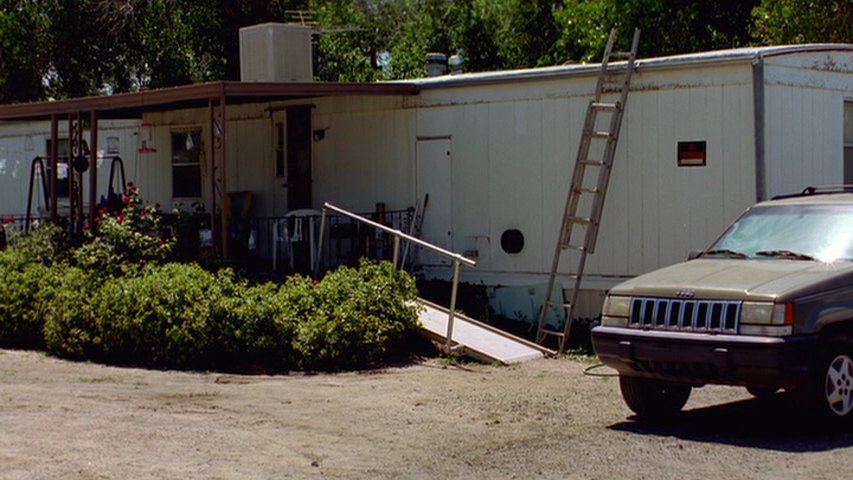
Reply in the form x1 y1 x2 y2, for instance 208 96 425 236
409 43 853 90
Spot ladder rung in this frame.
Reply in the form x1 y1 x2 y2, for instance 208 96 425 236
579 160 607 167
562 244 587 252
610 52 633 60
577 187 601 194
566 216 593 225
590 131 613 139
539 328 565 338
590 102 618 111
545 300 573 309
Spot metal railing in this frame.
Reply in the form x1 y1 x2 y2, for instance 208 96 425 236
317 202 477 352
252 208 413 274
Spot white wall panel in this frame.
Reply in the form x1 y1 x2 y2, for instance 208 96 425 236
311 98 414 213
764 85 845 197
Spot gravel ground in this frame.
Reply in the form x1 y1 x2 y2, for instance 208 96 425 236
1 348 852 479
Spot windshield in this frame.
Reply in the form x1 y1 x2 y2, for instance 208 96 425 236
707 204 853 262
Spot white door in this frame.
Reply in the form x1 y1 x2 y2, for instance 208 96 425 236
416 138 452 266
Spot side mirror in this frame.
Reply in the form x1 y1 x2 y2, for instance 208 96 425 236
687 249 704 261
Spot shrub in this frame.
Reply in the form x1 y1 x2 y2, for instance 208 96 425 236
75 184 172 275
0 257 58 348
9 247 422 370
220 278 307 368
6 222 67 266
293 260 421 370
0 223 68 348
42 266 102 359
90 263 235 367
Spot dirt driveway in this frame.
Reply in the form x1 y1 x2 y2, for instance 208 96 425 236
1 348 852 479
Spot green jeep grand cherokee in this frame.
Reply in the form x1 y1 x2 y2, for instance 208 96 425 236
592 186 853 420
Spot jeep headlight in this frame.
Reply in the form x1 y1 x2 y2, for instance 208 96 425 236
601 295 632 327
741 301 792 325
739 301 794 337
740 302 775 324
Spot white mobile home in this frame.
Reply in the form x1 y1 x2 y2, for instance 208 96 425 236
1 30 852 320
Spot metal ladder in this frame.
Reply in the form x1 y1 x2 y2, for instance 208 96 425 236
536 28 640 352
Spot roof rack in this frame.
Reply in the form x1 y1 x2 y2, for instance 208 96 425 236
771 185 853 200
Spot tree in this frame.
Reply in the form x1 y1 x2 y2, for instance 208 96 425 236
0 1 51 103
483 0 562 68
753 0 853 44
1 0 849 103
312 0 385 81
553 0 759 64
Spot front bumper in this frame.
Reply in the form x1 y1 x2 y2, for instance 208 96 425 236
591 326 816 389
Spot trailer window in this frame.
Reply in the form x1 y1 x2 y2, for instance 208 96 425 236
845 102 853 184
171 130 202 198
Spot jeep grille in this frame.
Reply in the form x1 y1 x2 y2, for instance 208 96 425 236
629 297 741 333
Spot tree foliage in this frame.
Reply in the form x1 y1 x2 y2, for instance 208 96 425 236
0 0 849 103
752 0 853 44
0 1 51 103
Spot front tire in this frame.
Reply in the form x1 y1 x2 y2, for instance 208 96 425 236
816 340 853 419
619 375 691 418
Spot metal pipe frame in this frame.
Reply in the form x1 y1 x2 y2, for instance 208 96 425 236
25 157 49 233
88 110 98 228
220 92 228 255
49 114 58 222
208 98 217 249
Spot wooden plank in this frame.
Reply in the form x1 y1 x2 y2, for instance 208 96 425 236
416 299 551 364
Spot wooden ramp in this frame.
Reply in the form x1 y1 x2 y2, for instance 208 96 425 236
416 299 552 364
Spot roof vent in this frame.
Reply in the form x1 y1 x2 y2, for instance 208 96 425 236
426 53 447 77
448 53 464 75
239 23 314 82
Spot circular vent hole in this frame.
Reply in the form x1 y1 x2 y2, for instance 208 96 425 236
501 229 524 254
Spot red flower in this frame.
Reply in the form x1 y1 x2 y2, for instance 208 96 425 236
312 279 319 285
98 207 107 215
82 224 90 232
155 203 161 209
2 216 14 225
127 182 135 188
94 216 100 223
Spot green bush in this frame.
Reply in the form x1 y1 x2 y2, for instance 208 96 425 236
221 277 308 368
42 266 101 359
6 222 67 266
293 260 421 370
7 245 422 370
0 223 68 348
0 255 57 348
75 184 172 276
89 263 234 367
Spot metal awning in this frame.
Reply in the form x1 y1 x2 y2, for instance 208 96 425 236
0 80 420 121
